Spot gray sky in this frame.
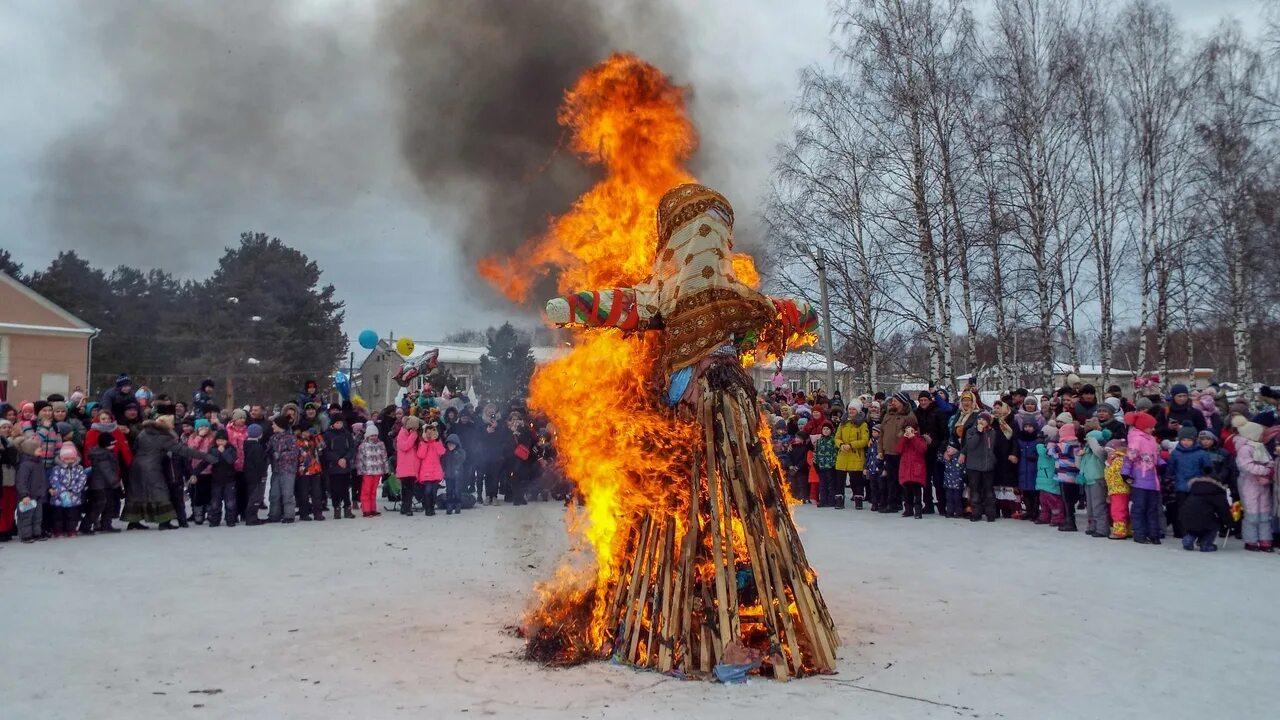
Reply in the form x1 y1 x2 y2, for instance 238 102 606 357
0 0 1260 347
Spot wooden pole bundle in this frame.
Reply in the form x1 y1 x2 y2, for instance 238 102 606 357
600 378 840 679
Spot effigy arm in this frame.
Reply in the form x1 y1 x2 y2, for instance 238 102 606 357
544 288 655 331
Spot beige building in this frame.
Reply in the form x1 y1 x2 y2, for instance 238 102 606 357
750 351 854 396
0 272 97 403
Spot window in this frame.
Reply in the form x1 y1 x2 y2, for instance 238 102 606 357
0 335 9 379
788 379 800 393
455 375 469 392
41 373 70 398
809 379 821 393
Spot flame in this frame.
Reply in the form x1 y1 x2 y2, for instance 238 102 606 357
482 54 781 669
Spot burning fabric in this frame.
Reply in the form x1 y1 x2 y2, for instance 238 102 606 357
482 54 838 681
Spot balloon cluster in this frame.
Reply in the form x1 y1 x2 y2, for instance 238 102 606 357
357 329 416 357
1134 373 1161 391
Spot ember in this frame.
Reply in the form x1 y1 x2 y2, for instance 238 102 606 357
481 53 837 680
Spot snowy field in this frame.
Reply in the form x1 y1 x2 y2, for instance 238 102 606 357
3 501 1278 719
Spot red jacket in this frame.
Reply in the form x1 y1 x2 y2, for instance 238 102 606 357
415 438 445 482
83 427 133 470
895 434 928 485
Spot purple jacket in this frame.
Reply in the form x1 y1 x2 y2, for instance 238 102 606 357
1121 429 1164 491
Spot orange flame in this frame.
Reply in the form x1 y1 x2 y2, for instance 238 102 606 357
481 53 764 665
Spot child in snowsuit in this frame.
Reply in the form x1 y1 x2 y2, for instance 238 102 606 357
241 424 268 525
442 433 467 515
1016 423 1041 521
47 442 87 537
1036 426 1064 526
355 423 388 517
83 432 122 534
1234 420 1275 552
941 445 965 518
202 430 239 527
814 424 839 507
1104 440 1131 539
1165 425 1214 538
1178 476 1231 552
415 424 446 517
1078 429 1111 537
1122 412 1166 545
15 437 48 542
895 416 928 519
295 425 325 522
865 428 883 510
1049 422 1081 531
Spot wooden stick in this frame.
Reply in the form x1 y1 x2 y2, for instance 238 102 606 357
701 390 735 657
619 517 652 654
627 514 661 662
657 515 676 672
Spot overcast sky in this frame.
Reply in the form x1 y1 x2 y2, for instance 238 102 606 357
0 0 1262 348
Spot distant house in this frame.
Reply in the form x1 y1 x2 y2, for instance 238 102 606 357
749 351 855 396
957 362 1137 395
354 340 571 409
0 271 98 403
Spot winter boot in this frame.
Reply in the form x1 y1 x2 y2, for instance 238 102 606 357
126 522 149 531
343 507 355 519
333 509 342 520
157 521 177 530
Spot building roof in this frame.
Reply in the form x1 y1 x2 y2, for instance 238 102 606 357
387 342 571 368
0 271 97 336
772 351 853 373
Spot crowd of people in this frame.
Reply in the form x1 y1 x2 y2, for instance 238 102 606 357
767 375 1280 553
0 375 562 545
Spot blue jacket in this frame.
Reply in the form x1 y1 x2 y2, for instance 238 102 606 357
1016 436 1040 491
1166 444 1213 493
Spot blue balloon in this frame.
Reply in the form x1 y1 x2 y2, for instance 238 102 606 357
358 329 379 350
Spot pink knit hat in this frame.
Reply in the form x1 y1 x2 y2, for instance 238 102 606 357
1058 423 1077 443
57 441 80 464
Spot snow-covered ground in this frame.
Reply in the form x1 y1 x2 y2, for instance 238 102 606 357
3 502 1277 719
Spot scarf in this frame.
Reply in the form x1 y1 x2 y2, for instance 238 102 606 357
92 421 118 434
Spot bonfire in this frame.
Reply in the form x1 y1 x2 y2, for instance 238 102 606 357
481 53 839 681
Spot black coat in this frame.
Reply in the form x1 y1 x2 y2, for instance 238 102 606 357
1157 401 1206 440
1178 477 1232 535
914 405 947 458
129 422 214 505
322 427 357 475
242 438 268 483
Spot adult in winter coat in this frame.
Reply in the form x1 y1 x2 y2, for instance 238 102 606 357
478 412 514 505
83 409 134 471
947 392 980 451
990 400 1019 517
122 417 215 530
509 419 538 507
1015 423 1041 520
960 413 998 522
266 415 300 523
15 437 48 541
1154 384 1206 441
241 424 269 525
834 412 870 504
877 392 912 513
396 416 423 515
1178 476 1231 552
98 374 134 423
913 392 948 514
322 416 358 519
1234 419 1275 552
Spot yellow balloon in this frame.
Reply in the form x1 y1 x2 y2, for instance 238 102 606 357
395 337 415 356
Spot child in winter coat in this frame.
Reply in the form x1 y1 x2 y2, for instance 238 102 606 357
1049 422 1081 531
834 413 870 509
1016 423 1041 520
295 424 325 522
1078 429 1111 537
395 416 423 516
814 424 839 507
1036 427 1064 526
788 432 811 503
187 419 215 524
895 416 928 519
1165 426 1214 538
267 415 300 524
47 442 87 537
1122 411 1166 545
960 412 998 522
322 416 357 519
1104 439 1131 539
241 424 268 525
1178 476 1231 552
415 424 446 517
941 445 965 518
442 434 468 515
202 430 239 527
865 428 883 511
15 437 48 542
1233 419 1275 552
355 423 388 517
83 432 122 534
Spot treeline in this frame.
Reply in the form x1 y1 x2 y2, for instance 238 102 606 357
766 0 1280 390
1 233 347 404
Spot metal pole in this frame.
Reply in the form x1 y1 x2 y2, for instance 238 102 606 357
814 249 838 397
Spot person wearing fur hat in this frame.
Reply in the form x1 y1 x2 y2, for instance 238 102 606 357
960 412 999 522
322 416 357 519
47 442 87 537
122 416 216 530
266 415 300 523
1122 411 1165 544
241 423 268 525
1234 419 1275 551
355 422 388 517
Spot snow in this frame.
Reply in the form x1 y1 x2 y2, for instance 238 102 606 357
3 503 1277 719
775 351 853 373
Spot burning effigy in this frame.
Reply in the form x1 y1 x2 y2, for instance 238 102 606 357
481 54 839 680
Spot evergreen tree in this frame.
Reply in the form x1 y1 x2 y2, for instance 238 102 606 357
475 322 535 407
0 249 24 279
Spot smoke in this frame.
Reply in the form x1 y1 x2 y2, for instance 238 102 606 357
37 1 394 272
381 0 687 299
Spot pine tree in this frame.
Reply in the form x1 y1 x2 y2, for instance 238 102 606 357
475 322 535 407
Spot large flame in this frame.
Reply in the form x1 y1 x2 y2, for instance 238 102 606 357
480 53 764 664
